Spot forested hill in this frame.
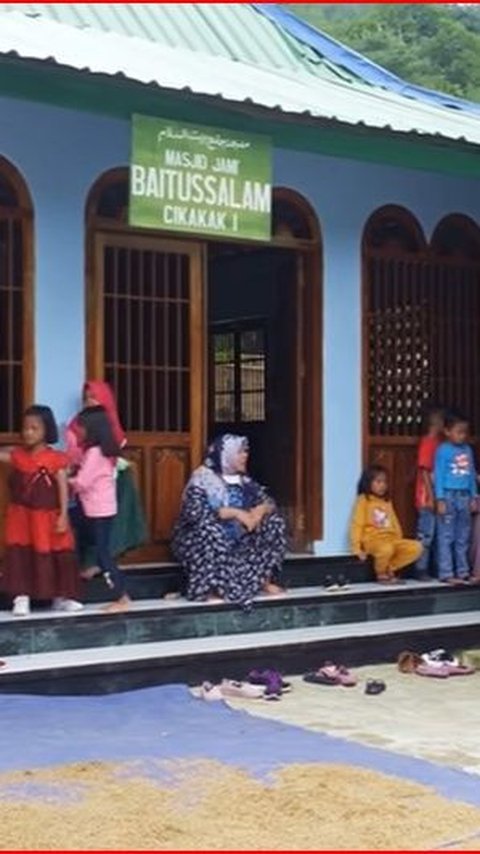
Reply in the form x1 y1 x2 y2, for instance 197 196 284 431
288 4 480 102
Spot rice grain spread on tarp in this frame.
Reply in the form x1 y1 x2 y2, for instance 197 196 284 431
0 759 480 850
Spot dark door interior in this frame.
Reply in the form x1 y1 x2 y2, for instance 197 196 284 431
208 244 302 542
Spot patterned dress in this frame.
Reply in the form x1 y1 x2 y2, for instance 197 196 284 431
2 447 80 600
172 478 287 607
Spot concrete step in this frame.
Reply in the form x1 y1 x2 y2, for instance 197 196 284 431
0 609 479 695
1 580 478 658
82 554 373 602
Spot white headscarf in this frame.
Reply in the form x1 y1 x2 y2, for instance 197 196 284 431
188 434 250 509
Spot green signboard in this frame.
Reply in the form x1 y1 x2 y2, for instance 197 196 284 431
129 114 272 241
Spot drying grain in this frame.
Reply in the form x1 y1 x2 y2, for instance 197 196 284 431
0 759 478 850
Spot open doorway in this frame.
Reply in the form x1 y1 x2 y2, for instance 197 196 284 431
207 184 322 552
86 173 322 559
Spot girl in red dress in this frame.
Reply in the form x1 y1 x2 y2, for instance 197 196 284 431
0 405 82 616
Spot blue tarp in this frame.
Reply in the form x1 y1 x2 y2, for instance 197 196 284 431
1 684 480 808
255 4 480 118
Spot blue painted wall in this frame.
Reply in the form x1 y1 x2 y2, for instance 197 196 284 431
1 95 479 554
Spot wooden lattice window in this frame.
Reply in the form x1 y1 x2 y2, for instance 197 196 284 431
87 168 198 435
102 242 191 433
364 207 480 438
0 158 33 434
211 321 266 424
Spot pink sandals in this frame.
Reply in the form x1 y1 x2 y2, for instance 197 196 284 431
304 662 357 687
400 648 476 679
198 679 267 701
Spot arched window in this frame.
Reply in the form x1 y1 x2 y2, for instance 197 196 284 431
363 205 480 535
86 167 128 224
363 206 428 439
430 214 480 426
0 157 33 436
431 214 480 262
272 189 318 242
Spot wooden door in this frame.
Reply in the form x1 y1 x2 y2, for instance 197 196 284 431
87 232 205 561
267 251 305 548
0 159 34 557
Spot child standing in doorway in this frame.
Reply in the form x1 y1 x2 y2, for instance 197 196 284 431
69 406 130 612
434 411 477 585
414 405 445 580
0 405 82 616
350 465 422 584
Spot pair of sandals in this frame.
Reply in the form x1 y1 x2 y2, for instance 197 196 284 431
304 662 357 687
246 668 291 700
398 649 475 678
304 663 386 694
199 679 267 701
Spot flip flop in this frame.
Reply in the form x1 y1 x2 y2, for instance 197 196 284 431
304 663 357 687
444 663 475 676
198 682 224 702
220 679 266 699
365 679 386 695
324 575 350 593
415 663 450 678
422 649 460 667
398 651 423 673
335 665 357 686
304 671 338 686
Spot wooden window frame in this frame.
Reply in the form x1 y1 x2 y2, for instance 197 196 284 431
209 318 268 426
0 156 34 440
362 206 480 540
363 205 480 454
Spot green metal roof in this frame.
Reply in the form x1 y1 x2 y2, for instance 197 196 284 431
0 3 366 86
0 4 479 149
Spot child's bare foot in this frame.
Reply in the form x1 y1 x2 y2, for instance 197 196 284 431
102 595 130 613
377 574 394 584
164 591 182 600
206 594 224 604
263 582 286 596
80 566 101 581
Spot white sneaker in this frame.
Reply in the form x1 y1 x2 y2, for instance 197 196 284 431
12 595 30 617
52 598 84 613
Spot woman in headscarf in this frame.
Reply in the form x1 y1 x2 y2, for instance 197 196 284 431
171 434 287 607
66 381 146 577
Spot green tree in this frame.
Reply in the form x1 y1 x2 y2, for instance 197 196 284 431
287 4 480 102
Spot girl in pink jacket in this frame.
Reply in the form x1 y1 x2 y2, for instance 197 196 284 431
69 407 130 612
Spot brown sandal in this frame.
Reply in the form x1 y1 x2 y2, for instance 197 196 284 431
398 651 423 673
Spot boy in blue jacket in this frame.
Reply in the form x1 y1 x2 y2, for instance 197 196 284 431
434 410 477 584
